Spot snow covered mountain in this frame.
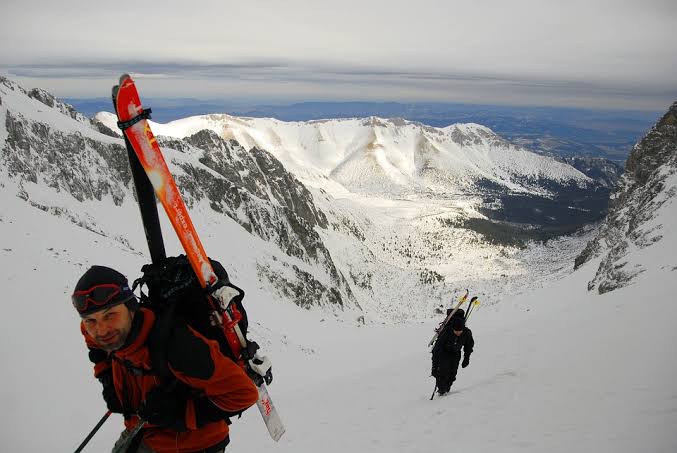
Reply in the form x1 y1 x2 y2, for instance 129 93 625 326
0 76 357 312
575 101 677 293
2 76 675 453
96 111 600 202
2 75 611 321
95 109 614 280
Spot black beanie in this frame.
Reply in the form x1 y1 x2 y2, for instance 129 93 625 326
447 308 465 318
72 265 137 316
451 316 465 330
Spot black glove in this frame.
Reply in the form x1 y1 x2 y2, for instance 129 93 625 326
244 341 273 386
263 367 273 386
194 396 244 427
89 348 108 364
138 387 187 431
247 360 273 386
98 369 124 414
461 355 470 368
242 340 260 361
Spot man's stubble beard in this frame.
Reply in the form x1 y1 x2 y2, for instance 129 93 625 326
97 312 134 352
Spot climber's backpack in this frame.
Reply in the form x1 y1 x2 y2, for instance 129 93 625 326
131 254 249 378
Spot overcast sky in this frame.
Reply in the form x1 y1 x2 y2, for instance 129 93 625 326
1 0 676 110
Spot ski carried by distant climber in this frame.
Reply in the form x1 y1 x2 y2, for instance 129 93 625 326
112 74 285 441
465 296 480 322
428 290 471 347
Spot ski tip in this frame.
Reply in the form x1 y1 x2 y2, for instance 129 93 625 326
111 85 119 113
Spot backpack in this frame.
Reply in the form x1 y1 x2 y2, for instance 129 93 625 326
104 255 252 428
431 309 467 358
130 254 250 378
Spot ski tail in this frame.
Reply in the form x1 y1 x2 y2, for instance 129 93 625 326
465 297 480 322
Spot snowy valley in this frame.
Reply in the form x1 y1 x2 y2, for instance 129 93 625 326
1 76 675 452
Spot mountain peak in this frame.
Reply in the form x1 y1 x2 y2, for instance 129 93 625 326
93 111 590 197
656 101 677 129
575 100 677 292
0 76 105 136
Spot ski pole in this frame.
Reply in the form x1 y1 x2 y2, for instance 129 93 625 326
73 410 112 453
430 383 437 401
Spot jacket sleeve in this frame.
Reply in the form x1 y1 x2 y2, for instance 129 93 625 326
166 325 259 428
464 329 475 356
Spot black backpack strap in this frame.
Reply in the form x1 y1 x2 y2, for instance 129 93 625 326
145 302 177 379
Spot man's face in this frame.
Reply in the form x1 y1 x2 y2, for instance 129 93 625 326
453 328 463 337
82 304 134 352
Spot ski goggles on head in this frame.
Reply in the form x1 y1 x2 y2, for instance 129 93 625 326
71 283 134 314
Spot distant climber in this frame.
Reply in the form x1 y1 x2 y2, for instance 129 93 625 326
431 313 474 395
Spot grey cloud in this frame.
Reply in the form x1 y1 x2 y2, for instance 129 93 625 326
1 0 676 110
3 58 675 111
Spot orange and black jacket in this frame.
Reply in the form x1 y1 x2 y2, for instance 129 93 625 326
81 308 259 453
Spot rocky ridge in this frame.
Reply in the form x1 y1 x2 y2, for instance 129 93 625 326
575 102 677 293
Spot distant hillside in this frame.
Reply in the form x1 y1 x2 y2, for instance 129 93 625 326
67 98 658 162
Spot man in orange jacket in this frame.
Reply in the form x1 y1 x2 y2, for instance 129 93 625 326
73 265 259 453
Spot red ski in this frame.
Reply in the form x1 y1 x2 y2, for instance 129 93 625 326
113 74 285 441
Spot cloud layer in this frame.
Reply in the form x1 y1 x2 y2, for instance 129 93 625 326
2 0 676 109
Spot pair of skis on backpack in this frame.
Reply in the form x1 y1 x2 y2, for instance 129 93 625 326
112 74 284 442
428 289 480 348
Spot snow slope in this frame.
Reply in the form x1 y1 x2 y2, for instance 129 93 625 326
237 264 677 453
1 183 675 452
